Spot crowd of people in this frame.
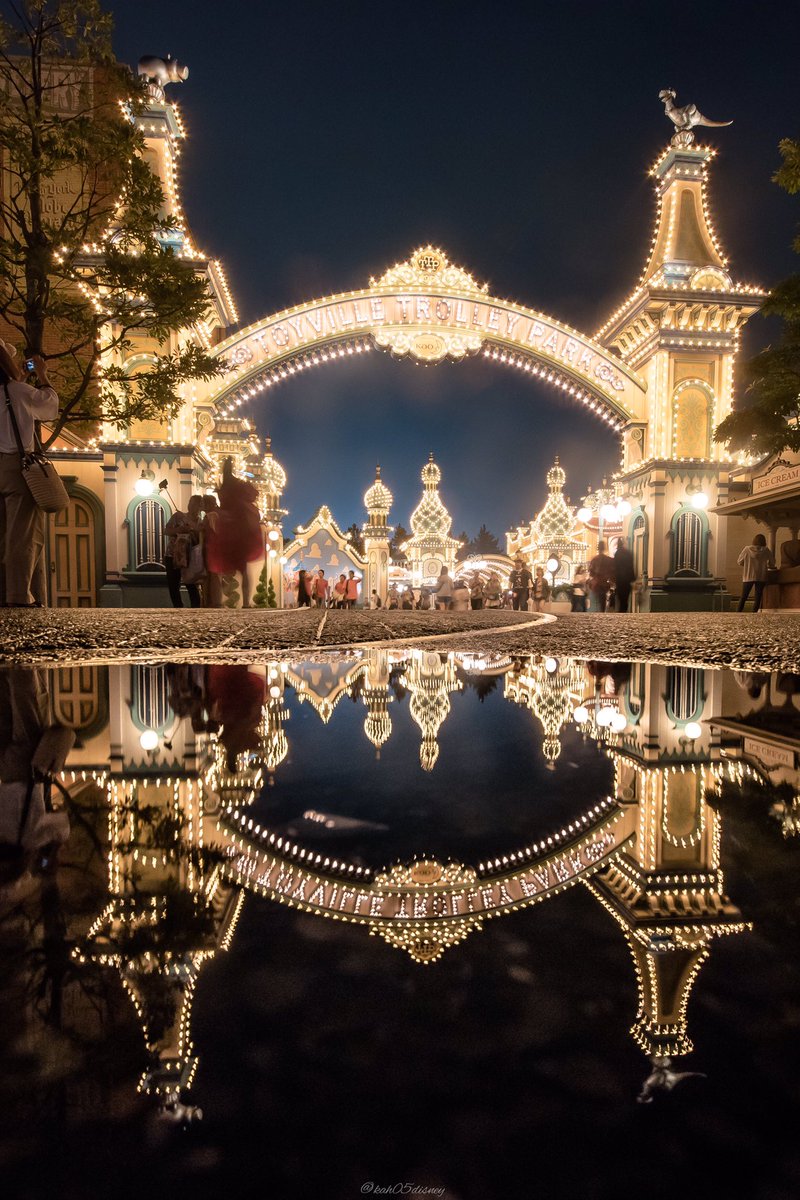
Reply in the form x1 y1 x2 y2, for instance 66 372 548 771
163 458 264 608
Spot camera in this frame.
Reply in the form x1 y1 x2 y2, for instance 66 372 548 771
24 358 35 373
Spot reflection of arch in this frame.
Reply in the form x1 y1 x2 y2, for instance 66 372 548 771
672 379 714 459
220 798 636 963
669 505 708 577
199 249 646 426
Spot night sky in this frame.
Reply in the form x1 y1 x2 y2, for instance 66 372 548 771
114 1 799 539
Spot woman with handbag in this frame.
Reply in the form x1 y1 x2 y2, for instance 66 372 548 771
0 343 59 607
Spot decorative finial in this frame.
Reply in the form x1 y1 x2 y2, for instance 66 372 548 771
137 55 189 104
658 89 732 148
265 435 272 454
375 464 381 477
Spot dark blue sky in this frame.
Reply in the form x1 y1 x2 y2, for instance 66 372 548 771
114 1 799 538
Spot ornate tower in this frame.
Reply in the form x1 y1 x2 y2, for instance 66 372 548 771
363 465 393 604
254 437 288 606
402 454 462 587
596 100 764 608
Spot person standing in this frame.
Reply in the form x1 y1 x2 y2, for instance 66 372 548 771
296 568 312 608
613 537 637 613
531 566 551 612
204 459 263 608
470 574 484 610
369 589 382 609
163 494 203 608
588 541 614 613
345 569 360 608
0 344 58 607
451 577 470 611
571 564 588 612
312 568 329 608
737 533 775 612
484 571 502 609
434 566 453 610
333 573 347 608
509 557 532 611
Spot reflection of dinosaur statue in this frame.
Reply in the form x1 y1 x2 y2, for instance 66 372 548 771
637 1055 706 1103
659 89 732 146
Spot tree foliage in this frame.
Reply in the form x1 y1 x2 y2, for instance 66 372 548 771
345 522 364 556
389 522 409 562
0 0 222 446
715 136 800 457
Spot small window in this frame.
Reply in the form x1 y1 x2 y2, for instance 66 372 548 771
134 499 165 570
673 510 703 576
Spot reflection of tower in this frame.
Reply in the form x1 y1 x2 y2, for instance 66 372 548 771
260 663 290 783
402 454 462 587
254 436 288 605
505 656 584 767
362 648 393 757
586 663 747 1064
75 768 243 1108
403 650 461 772
363 464 393 605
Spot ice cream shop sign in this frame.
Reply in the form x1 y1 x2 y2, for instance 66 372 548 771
207 247 647 426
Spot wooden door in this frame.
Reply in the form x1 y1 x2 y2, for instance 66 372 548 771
49 496 96 607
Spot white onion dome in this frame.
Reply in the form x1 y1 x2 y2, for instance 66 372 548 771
421 452 441 488
547 457 566 492
262 436 286 494
410 455 452 539
364 464 393 513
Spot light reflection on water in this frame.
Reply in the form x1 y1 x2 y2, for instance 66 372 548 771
0 652 799 1196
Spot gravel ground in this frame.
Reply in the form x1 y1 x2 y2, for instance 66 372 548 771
0 607 798 670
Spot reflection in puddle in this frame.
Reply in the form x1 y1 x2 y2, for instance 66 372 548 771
1 651 799 1187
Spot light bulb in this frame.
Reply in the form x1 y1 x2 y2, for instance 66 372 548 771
573 705 589 724
616 499 632 516
269 685 281 699
596 707 614 728
600 504 618 522
544 656 559 674
139 730 159 751
268 529 280 541
610 712 627 732
135 471 155 497
577 507 592 523
690 491 708 509
685 721 703 740
546 557 559 573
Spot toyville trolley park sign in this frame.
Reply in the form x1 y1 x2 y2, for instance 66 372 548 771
206 249 647 426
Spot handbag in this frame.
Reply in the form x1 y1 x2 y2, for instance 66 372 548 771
182 541 206 584
4 384 69 513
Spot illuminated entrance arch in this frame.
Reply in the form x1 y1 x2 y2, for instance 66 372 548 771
199 247 647 432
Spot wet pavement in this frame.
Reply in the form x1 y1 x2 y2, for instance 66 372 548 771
0 608 798 670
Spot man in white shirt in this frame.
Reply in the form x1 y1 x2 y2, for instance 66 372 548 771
0 342 59 606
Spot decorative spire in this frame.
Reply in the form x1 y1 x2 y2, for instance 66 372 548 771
411 455 451 537
533 459 575 544
364 463 393 514
261 434 286 495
